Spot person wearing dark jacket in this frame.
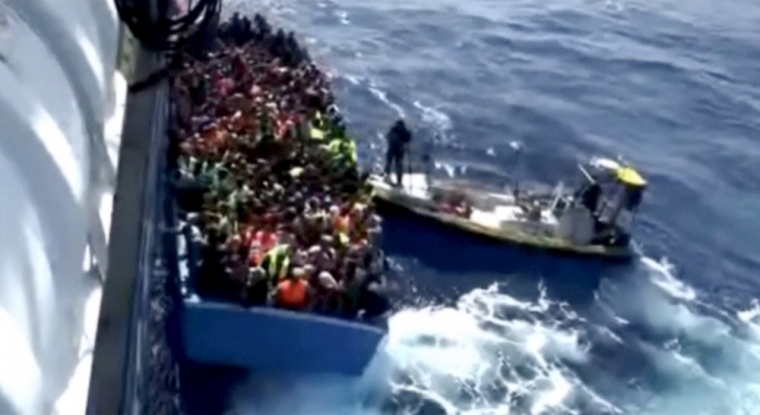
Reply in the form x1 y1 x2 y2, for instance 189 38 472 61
384 119 412 186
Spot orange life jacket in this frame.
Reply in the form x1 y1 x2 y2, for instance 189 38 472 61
275 279 309 309
334 215 351 234
254 231 277 252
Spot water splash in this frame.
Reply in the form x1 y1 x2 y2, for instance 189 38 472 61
380 257 760 414
223 254 760 415
367 84 405 118
384 283 612 415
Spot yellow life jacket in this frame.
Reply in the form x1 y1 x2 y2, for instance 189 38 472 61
326 139 343 155
262 244 290 281
334 141 357 167
343 140 357 163
309 127 326 140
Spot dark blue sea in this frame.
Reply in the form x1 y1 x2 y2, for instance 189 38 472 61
204 1 760 414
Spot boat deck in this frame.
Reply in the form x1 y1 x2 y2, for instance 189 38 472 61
371 173 560 230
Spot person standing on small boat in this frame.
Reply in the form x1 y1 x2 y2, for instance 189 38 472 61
384 118 413 186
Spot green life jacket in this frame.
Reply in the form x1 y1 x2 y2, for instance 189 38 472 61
343 140 357 164
325 139 342 155
335 141 357 168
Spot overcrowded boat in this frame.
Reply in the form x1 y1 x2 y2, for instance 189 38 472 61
168 13 389 376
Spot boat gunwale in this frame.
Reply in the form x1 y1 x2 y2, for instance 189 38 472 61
181 296 389 333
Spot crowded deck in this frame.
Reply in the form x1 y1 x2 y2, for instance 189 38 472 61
169 13 390 322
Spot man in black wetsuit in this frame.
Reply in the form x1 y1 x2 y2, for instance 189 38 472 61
384 119 412 186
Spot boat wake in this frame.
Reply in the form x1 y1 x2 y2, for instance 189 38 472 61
228 256 760 415
385 284 607 415
385 257 760 415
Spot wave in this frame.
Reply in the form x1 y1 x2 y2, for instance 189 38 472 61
226 255 760 415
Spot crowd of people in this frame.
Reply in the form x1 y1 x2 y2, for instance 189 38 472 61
169 13 390 320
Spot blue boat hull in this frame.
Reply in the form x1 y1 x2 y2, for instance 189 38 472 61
180 297 387 376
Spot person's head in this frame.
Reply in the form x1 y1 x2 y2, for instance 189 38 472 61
228 234 243 253
394 118 406 130
283 207 297 223
307 244 322 258
318 271 338 290
320 234 334 248
249 266 266 282
329 204 340 220
291 267 306 281
303 264 317 279
317 251 334 270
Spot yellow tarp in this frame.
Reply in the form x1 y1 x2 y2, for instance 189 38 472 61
616 166 646 187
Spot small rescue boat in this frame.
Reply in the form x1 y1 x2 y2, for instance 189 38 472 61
368 157 647 261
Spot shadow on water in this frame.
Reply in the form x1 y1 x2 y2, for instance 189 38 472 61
380 205 630 308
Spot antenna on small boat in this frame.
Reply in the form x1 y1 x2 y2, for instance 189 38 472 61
508 141 524 197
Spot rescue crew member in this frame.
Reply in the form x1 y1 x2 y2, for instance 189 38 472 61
275 267 310 310
260 243 292 282
384 118 412 186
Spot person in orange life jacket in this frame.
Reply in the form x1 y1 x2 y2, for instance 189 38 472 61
384 118 413 186
275 267 311 310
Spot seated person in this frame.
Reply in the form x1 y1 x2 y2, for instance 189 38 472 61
241 267 268 306
274 267 311 310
